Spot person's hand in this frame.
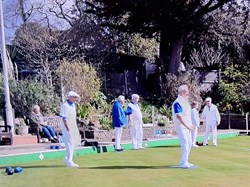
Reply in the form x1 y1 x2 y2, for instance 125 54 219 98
188 125 195 131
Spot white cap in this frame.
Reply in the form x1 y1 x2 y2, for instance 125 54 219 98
68 91 80 98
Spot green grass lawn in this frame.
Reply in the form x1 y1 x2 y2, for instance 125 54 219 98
1 136 250 187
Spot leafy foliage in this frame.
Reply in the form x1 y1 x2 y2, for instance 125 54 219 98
161 71 202 107
85 0 239 74
0 77 60 117
56 59 101 104
210 64 250 113
98 116 112 130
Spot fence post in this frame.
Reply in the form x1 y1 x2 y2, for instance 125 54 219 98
227 109 231 130
152 106 155 138
246 112 249 135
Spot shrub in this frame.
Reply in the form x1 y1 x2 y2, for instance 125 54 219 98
98 116 112 130
209 64 250 113
0 78 60 117
56 59 101 104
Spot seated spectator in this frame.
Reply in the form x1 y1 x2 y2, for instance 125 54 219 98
30 105 58 143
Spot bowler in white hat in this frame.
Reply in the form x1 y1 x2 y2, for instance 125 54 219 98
68 91 80 98
60 91 81 168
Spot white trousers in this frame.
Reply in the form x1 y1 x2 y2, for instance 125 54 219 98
62 129 75 164
114 127 123 149
130 125 143 149
175 126 192 166
203 123 217 145
191 126 198 146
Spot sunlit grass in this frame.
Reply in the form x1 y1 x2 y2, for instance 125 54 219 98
1 136 250 187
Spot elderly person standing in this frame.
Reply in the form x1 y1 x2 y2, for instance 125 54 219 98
202 97 221 146
60 91 81 168
172 85 194 169
127 94 144 150
112 95 130 152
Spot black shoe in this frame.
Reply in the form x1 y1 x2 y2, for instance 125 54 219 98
51 139 59 143
115 149 125 152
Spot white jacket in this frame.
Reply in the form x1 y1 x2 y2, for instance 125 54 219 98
127 102 143 126
202 104 221 126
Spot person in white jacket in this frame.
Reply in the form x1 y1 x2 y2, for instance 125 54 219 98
191 101 200 147
202 97 221 146
127 94 144 150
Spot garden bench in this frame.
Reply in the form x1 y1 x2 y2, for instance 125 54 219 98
28 116 62 143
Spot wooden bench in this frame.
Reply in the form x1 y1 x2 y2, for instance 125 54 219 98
0 125 13 145
29 116 62 143
43 116 62 134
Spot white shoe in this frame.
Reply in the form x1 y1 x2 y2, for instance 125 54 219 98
213 144 217 147
192 145 199 148
67 162 79 168
180 165 190 169
187 163 194 167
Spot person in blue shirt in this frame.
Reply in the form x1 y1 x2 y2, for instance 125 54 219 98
172 85 194 169
112 95 131 152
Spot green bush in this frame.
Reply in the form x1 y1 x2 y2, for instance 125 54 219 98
0 78 60 117
99 116 112 130
209 64 250 113
56 59 101 104
76 104 93 120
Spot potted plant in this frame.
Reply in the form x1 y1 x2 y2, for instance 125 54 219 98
15 118 29 135
156 115 170 127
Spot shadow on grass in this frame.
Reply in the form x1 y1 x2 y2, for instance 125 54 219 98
149 145 180 148
80 165 184 170
0 165 65 169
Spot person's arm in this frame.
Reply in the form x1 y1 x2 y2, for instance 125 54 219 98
201 106 207 119
62 118 70 131
176 114 193 130
215 106 221 125
60 104 70 131
126 105 133 126
30 113 41 127
118 106 125 126
194 110 200 127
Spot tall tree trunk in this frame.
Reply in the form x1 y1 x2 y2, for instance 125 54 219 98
160 25 183 75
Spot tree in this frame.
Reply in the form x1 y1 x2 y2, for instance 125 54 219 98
13 22 60 85
185 2 250 67
12 22 85 85
84 0 243 74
